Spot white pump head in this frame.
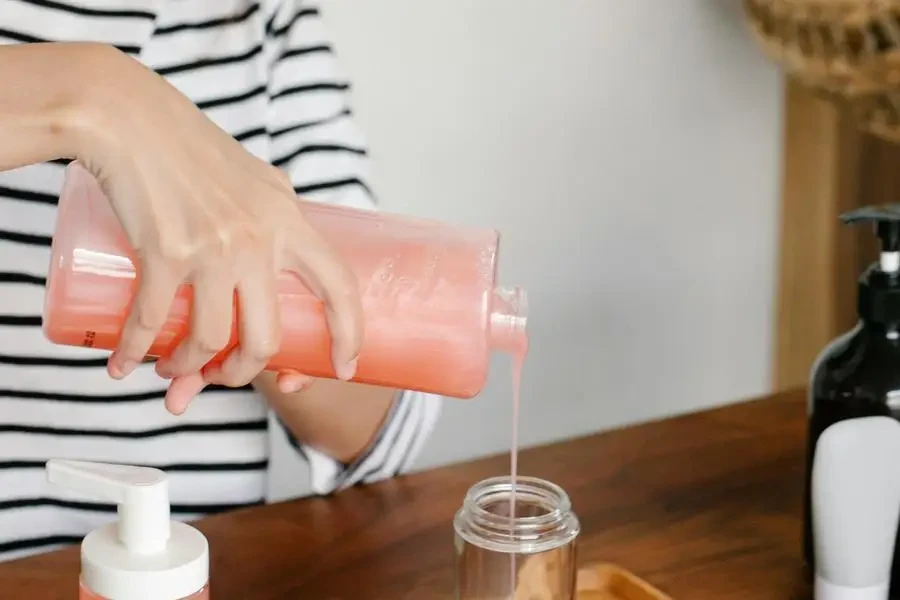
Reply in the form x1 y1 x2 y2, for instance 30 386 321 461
46 459 208 600
48 459 170 554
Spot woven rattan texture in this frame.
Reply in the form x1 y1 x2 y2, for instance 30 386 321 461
745 0 900 141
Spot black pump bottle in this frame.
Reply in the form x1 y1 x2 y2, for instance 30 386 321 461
803 205 900 593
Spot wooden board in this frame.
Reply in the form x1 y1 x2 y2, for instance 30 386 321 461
577 563 671 600
774 78 862 390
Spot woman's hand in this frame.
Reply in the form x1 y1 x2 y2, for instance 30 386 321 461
69 45 362 413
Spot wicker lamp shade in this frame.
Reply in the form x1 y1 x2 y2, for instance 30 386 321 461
744 0 900 141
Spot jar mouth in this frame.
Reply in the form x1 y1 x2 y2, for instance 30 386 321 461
454 476 580 555
466 476 569 526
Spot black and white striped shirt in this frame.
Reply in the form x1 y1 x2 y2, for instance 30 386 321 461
0 0 442 562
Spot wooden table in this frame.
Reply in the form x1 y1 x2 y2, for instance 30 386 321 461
0 390 811 599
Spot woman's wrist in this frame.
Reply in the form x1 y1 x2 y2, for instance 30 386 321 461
253 373 396 463
0 42 124 169
51 43 132 163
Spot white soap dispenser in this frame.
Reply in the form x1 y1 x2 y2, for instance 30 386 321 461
46 459 209 600
812 417 900 600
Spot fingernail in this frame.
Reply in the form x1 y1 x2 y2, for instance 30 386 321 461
110 359 137 379
155 361 172 379
335 356 358 381
165 374 206 415
280 377 305 393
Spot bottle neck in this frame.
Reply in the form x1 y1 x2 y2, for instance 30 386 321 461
453 476 580 554
490 286 528 355
858 319 900 345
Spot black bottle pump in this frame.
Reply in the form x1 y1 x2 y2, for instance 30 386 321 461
843 205 900 321
803 204 900 597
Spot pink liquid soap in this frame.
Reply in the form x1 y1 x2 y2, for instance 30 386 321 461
79 582 209 600
43 163 527 399
508 338 528 599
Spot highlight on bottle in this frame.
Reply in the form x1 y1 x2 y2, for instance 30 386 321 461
490 286 528 354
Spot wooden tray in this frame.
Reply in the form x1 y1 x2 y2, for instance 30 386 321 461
577 563 671 600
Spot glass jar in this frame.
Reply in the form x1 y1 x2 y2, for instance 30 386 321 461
453 476 581 599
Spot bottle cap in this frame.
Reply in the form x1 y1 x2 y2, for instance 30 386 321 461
46 459 208 600
841 205 900 325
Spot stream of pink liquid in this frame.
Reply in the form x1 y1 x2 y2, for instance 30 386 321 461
508 343 527 599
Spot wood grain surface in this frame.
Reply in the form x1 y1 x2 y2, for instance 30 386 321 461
0 389 811 599
774 79 862 391
576 563 671 599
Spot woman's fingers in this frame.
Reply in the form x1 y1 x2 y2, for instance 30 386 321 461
157 271 234 379
291 228 363 381
276 370 314 393
114 223 361 395
110 257 180 379
164 372 208 415
64 56 370 397
206 267 280 387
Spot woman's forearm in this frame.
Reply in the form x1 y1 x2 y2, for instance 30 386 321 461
254 373 396 464
0 42 111 171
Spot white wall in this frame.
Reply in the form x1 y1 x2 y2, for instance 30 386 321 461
277 0 782 482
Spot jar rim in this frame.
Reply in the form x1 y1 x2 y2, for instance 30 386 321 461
464 475 571 526
454 475 580 554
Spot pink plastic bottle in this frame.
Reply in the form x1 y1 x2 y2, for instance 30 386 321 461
80 584 208 600
43 163 527 398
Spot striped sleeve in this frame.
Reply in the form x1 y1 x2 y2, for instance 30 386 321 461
285 390 443 494
265 0 443 493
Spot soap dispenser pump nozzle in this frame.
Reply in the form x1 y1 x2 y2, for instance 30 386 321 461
47 459 170 555
45 459 209 600
839 205 900 325
841 205 900 274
